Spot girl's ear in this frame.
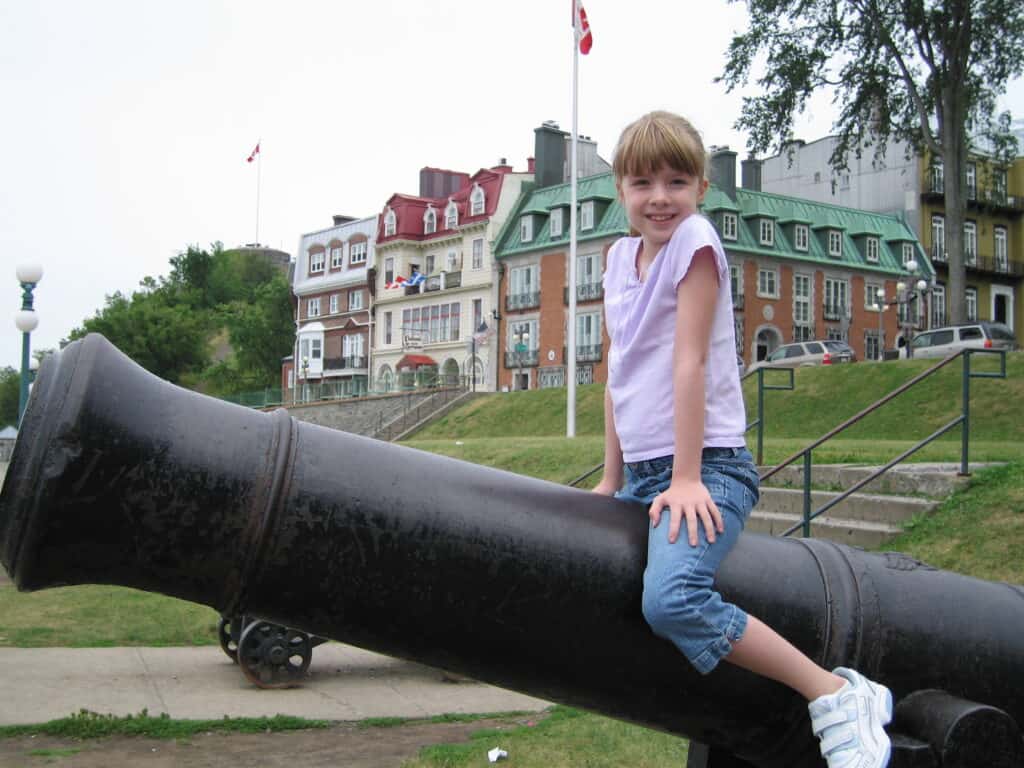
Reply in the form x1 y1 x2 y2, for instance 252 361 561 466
697 177 710 203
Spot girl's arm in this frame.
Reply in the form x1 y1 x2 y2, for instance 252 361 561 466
593 379 624 495
648 246 725 544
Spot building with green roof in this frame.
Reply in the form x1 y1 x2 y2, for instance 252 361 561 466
492 151 936 390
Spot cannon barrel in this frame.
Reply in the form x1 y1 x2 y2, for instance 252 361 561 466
2 334 1023 767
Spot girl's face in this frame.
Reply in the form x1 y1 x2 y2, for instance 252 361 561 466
618 165 708 252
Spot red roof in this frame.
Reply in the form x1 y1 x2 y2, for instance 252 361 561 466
397 354 437 369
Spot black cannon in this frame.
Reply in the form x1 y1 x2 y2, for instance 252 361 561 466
1 334 1022 768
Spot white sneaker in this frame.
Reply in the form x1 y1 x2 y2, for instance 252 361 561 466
808 667 893 768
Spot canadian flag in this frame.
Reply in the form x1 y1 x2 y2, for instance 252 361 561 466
574 1 592 55
246 142 260 163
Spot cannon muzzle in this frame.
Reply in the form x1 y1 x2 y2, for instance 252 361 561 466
2 334 1022 767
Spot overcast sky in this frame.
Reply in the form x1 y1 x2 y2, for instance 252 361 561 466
2 0 1021 370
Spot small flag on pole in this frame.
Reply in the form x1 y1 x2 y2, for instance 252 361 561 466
246 142 260 163
574 1 592 55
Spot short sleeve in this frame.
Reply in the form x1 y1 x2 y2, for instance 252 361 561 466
668 215 728 290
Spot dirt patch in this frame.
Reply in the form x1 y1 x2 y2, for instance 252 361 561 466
0 716 531 768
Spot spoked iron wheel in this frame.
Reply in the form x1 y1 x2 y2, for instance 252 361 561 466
217 615 240 663
237 620 313 689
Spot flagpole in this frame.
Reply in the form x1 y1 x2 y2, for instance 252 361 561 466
567 5 579 439
255 138 262 245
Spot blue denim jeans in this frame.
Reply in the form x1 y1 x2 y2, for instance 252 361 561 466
616 447 760 674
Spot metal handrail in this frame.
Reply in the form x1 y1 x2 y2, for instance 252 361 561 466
766 349 1007 538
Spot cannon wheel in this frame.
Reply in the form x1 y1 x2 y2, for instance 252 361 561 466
237 620 313 689
217 615 240 663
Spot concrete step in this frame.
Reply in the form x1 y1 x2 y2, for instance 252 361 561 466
746 511 902 550
757 463 985 499
755 487 937 525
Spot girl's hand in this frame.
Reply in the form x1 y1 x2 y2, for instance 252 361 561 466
649 480 724 546
592 478 620 496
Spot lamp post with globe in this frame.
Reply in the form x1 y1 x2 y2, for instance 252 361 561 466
15 263 43 425
896 258 929 359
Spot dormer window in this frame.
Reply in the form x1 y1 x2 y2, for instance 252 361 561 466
794 224 809 251
865 237 879 263
550 207 564 237
759 219 774 246
580 200 594 230
384 208 396 237
470 185 485 216
309 249 325 273
828 230 842 258
902 243 914 265
721 213 737 240
350 240 367 265
445 200 458 229
424 207 437 235
521 215 534 243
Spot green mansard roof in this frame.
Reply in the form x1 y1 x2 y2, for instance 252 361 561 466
495 172 933 278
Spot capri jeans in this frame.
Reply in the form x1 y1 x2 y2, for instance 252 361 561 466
615 447 760 675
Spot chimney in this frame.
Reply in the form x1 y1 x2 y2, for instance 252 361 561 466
534 121 568 189
527 157 536 173
708 146 738 201
332 214 357 226
741 157 763 192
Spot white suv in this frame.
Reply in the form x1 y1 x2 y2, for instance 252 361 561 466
902 322 1017 359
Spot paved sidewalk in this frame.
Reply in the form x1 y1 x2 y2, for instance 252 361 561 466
0 644 551 726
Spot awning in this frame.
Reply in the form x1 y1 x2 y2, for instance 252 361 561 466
397 354 437 370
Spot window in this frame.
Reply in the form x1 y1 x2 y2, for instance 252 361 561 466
508 319 538 352
445 201 458 230
902 243 915 266
839 173 851 190
509 264 539 309
342 333 365 359
826 327 846 342
472 238 484 269
930 159 944 192
966 162 976 200
311 338 322 360
865 237 879 263
866 282 885 310
446 250 460 271
995 226 1008 271
329 294 339 314
966 288 978 322
581 200 594 230
994 169 1008 203
384 257 394 285
384 208 396 237
473 299 483 332
722 213 738 240
384 312 392 345
424 207 437 235
520 215 534 243
470 185 485 216
330 246 343 269
349 289 363 311
865 332 881 362
794 224 809 251
730 264 742 300
310 250 325 273
759 219 774 246
828 230 842 258
932 283 946 327
931 215 945 262
757 268 778 298
307 297 321 318
350 241 367 265
426 254 436 274
824 278 848 319
794 274 811 325
964 221 977 265
794 325 813 342
403 302 461 344
539 367 565 388
814 171 822 183
550 207 564 237
577 312 602 358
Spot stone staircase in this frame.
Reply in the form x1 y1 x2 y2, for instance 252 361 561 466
749 464 977 548
373 388 481 442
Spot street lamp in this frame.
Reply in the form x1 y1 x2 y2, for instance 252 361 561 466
513 327 530 391
15 263 43 426
301 355 310 403
871 287 888 362
897 259 929 359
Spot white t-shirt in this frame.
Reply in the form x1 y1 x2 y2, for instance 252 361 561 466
603 214 746 462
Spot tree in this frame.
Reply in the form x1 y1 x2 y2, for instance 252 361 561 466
719 0 1023 323
0 367 18 427
222 272 295 383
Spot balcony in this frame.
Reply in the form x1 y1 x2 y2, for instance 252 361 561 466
924 178 1024 215
563 344 603 363
563 282 604 304
823 302 848 321
404 271 462 296
505 350 540 368
323 355 367 371
969 255 1024 277
506 292 541 311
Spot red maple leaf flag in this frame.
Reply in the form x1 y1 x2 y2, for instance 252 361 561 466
246 142 260 163
574 1 592 55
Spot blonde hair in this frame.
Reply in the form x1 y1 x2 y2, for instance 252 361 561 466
612 111 707 182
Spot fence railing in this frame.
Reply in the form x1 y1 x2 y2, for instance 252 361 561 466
372 385 470 442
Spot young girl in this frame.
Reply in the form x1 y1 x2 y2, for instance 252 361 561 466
593 111 892 768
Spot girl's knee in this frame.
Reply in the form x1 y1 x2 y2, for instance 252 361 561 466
641 579 713 638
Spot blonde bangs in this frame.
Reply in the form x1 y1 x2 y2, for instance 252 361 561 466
612 111 706 181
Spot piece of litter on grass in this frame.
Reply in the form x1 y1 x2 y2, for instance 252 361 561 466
487 746 508 762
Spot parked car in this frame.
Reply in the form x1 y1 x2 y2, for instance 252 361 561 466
749 340 857 372
900 322 1018 359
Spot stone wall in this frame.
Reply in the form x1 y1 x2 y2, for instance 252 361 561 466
275 390 444 437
